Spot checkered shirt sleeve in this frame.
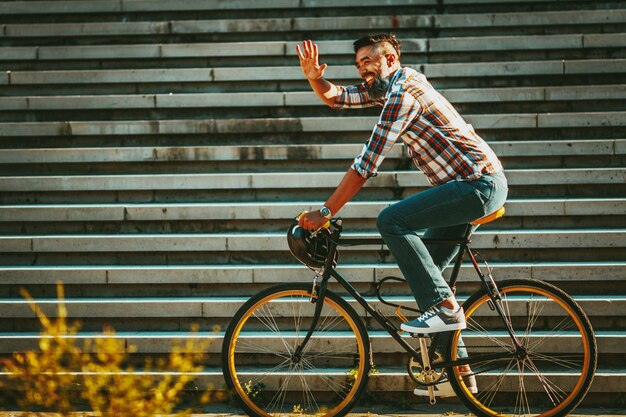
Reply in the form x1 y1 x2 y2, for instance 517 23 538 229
333 84 384 109
351 90 421 178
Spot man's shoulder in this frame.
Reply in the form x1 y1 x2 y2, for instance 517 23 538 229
398 66 423 79
387 67 425 96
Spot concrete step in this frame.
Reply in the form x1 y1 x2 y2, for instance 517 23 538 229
1 262 623 285
2 33 623 63
0 140 623 164
430 33 626 52
1 169 624 192
0 0 122 15
2 85 625 110
0 0 436 16
0 229 624 253
0 330 620 355
423 59 626 78
0 143 405 163
0 294 622 319
4 60 625 86
0 368 621 394
1 111 624 136
2 10 623 39
442 0 594 4
0 0 592 16
436 8 626 28
1 199 624 222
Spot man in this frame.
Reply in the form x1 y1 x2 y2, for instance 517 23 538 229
296 34 508 396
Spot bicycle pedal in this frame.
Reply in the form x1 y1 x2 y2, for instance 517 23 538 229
409 332 431 338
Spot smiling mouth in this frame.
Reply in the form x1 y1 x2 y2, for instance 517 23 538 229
363 74 375 84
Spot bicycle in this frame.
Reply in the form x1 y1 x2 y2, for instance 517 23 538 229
221 207 597 417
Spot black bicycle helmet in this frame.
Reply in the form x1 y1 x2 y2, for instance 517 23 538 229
287 218 336 270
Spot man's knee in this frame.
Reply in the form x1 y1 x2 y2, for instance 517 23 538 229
376 206 399 234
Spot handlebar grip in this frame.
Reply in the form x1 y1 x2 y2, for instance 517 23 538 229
296 211 331 230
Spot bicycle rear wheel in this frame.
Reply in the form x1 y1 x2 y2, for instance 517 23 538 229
447 278 596 417
222 283 371 417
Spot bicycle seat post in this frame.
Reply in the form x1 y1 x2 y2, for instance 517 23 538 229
446 224 474 293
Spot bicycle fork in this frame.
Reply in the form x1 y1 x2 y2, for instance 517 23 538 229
291 238 339 363
291 274 325 363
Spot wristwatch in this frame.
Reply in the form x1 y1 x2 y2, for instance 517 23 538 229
319 206 332 219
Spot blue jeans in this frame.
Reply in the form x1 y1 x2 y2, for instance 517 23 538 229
377 171 508 310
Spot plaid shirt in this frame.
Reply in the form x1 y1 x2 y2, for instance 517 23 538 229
334 67 503 186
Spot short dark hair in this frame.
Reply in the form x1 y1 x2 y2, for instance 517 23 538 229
353 33 401 58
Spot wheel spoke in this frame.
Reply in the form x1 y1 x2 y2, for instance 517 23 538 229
266 362 296 414
525 356 568 406
476 357 517 408
467 317 516 352
234 338 292 359
447 281 595 417
241 357 293 389
514 359 532 417
297 361 321 415
293 296 305 342
253 304 295 356
526 316 577 353
316 308 345 333
528 351 584 370
524 294 544 341
301 357 352 397
225 287 368 417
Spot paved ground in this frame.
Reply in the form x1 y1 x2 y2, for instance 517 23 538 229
197 404 626 416
2 404 625 416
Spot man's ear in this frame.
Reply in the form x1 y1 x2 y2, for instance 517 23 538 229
386 54 396 67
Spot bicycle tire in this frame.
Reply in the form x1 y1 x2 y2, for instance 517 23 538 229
222 283 371 417
446 278 597 417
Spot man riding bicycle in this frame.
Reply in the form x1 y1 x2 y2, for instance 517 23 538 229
296 34 508 397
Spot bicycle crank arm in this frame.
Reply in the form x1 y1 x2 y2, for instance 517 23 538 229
418 337 437 405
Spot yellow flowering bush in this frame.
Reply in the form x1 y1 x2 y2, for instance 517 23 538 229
1 282 220 416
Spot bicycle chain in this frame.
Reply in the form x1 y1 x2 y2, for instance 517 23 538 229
408 343 512 386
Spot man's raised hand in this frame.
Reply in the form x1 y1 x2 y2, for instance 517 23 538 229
296 40 327 81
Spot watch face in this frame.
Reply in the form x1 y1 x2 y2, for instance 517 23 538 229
320 207 331 217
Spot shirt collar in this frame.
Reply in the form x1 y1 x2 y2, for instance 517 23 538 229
385 67 404 97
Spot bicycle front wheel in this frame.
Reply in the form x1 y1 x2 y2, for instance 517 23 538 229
222 283 371 417
447 278 597 417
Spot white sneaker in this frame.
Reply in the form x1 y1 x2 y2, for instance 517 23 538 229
413 373 477 398
401 305 466 334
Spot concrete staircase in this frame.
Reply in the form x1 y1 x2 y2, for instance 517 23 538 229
0 0 625 404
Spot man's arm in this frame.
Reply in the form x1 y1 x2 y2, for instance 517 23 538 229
299 90 420 229
306 77 339 108
298 168 367 230
296 40 339 107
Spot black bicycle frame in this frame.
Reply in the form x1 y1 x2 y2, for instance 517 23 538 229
294 224 524 369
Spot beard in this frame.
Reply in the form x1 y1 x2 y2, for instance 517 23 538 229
365 75 391 99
